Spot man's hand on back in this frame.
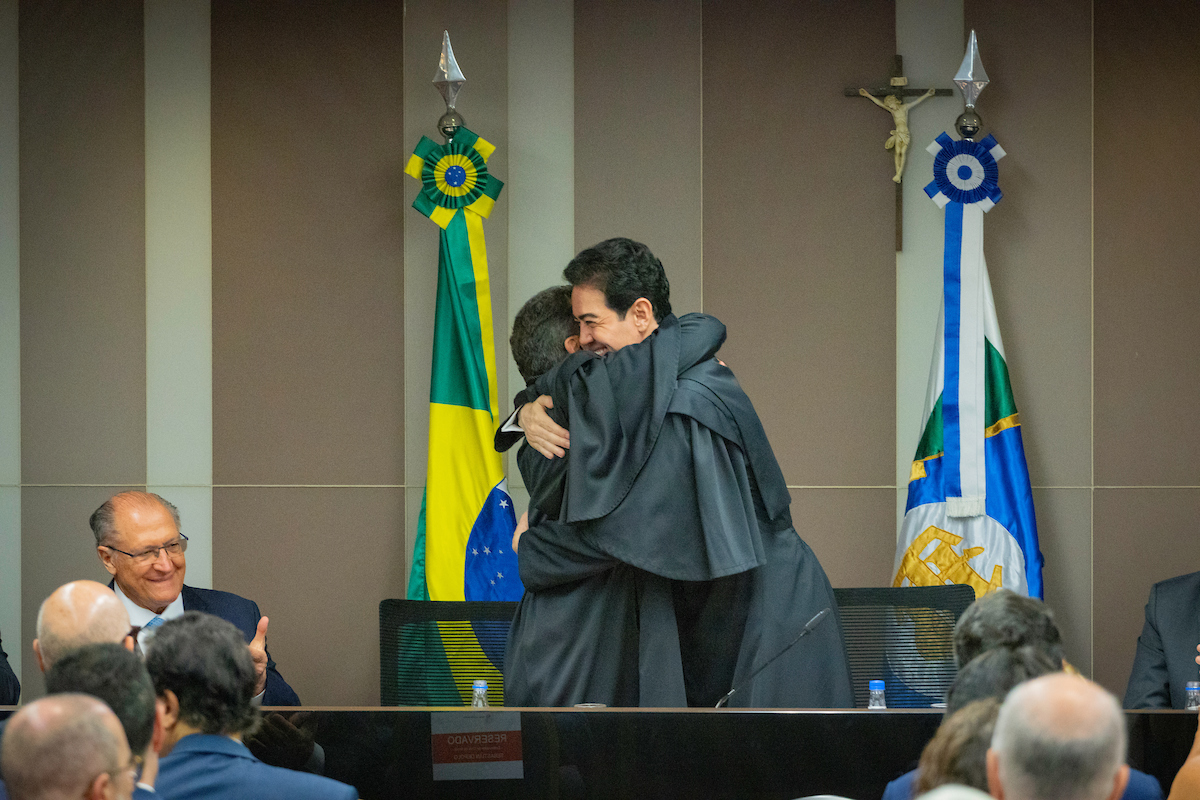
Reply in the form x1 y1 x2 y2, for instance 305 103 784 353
520 395 570 458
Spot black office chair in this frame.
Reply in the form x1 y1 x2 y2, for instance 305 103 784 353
379 599 519 706
833 585 976 709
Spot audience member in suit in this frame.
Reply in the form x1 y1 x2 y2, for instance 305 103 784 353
0 633 17 705
91 491 300 705
45 644 163 799
882 597 1164 800
32 580 135 672
1124 571 1200 709
0 693 136 800
147 612 356 800
987 673 1130 800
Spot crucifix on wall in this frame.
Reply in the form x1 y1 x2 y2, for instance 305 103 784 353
845 55 953 251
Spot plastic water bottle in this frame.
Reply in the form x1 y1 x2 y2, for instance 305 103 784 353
472 680 490 708
868 679 887 709
1186 681 1200 711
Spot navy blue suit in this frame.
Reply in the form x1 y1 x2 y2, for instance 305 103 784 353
157 734 356 800
881 764 1163 800
1124 571 1200 709
0 632 18 705
179 586 301 706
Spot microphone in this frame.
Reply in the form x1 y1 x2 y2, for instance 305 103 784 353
714 607 831 709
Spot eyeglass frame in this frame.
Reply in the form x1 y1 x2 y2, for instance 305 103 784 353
101 533 189 564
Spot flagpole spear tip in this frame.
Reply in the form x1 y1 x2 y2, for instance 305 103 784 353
433 30 466 142
954 29 990 140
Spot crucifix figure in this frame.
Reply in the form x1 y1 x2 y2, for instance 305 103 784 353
845 55 953 250
859 87 935 183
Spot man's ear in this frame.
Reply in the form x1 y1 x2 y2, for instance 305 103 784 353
159 691 181 732
122 634 136 653
1106 765 1130 800
986 749 1004 800
152 696 170 753
630 298 654 332
564 335 581 354
97 546 118 577
32 639 45 673
85 770 111 800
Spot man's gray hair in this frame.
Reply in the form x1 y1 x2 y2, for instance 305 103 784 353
89 491 181 546
0 693 123 800
991 676 1126 800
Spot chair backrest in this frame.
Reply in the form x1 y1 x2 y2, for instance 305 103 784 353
833 585 975 709
379 599 519 706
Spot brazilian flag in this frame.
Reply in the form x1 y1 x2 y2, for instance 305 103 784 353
403 128 521 700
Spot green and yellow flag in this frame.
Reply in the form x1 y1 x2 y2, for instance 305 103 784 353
404 128 521 606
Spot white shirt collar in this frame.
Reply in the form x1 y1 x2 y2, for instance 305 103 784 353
113 582 185 648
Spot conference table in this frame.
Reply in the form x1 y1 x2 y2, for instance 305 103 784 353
12 706 1182 800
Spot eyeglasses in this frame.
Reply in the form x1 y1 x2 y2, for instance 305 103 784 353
102 533 188 566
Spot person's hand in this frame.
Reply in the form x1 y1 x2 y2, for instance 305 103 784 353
513 511 529 553
519 395 569 458
250 616 269 696
1194 642 1200 666
244 712 317 771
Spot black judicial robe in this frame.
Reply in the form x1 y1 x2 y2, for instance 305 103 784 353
504 314 854 708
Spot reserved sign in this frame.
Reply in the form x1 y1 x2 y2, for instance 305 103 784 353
430 711 524 781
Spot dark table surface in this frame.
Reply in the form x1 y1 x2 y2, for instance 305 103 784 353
2 707 1194 800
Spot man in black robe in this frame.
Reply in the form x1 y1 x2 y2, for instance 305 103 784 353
504 239 853 707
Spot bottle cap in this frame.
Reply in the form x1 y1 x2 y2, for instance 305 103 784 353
473 680 488 690
1187 681 1200 689
869 680 885 691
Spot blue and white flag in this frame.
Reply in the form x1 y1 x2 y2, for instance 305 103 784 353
893 132 1043 600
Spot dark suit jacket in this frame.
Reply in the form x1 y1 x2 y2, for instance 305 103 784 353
0 631 19 705
881 764 1164 800
157 734 356 800
1124 571 1200 709
179 585 301 706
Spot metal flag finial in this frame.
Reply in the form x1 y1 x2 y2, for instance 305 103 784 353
433 31 466 141
954 30 989 110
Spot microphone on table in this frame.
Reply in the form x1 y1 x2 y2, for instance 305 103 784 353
714 607 831 709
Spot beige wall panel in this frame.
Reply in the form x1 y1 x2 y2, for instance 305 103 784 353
790 488 897 590
211 1 405 487
20 486 141 699
1092 489 1200 699
701 1 895 487
1094 1 1200 486
574 0 702 316
1035 488 1093 678
213 488 406 706
964 0 1093 488
19 0 146 484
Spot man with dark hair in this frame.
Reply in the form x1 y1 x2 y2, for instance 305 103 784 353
503 237 852 708
953 589 1065 668
147 612 355 800
91 491 299 705
44 643 160 799
0 693 136 800
509 285 581 383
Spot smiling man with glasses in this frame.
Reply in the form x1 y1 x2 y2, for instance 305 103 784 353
92 491 300 706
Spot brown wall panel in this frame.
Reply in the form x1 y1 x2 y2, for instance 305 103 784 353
1095 0 1200 486
1035 489 1093 678
20 486 141 699
965 0 1093 489
19 0 146 484
212 0 405 487
574 0 703 315
213 488 407 706
792 489 896 590
1093 488 1200 698
701 0 895 488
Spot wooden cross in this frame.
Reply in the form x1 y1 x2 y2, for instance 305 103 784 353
845 56 954 251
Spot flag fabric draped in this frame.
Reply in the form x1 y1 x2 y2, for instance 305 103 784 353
894 131 1043 601
404 127 521 606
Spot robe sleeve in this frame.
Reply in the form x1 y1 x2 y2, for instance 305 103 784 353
518 517 620 592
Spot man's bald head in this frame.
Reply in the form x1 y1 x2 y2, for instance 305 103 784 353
34 580 131 671
0 693 134 800
988 674 1128 800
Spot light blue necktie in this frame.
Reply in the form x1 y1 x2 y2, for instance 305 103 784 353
143 616 164 631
